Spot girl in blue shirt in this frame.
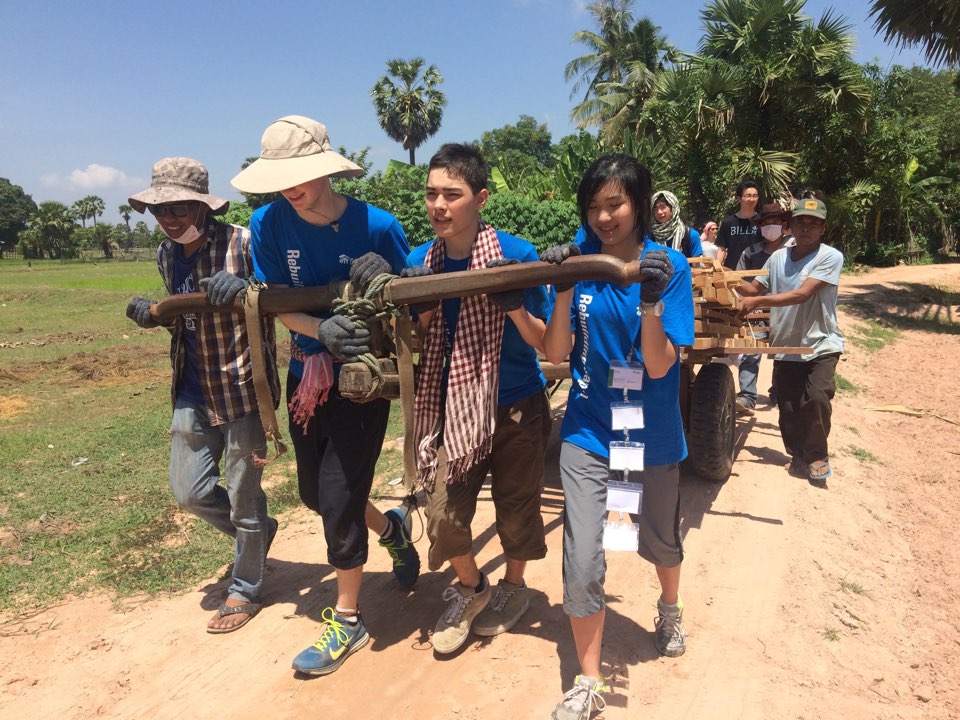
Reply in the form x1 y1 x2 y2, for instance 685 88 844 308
542 154 694 719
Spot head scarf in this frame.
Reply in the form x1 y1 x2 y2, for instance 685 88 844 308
651 190 686 251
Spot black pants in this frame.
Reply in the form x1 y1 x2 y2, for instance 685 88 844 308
772 354 840 463
287 371 390 570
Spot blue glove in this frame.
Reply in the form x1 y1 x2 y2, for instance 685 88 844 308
317 315 371 361
198 270 246 306
350 252 392 292
539 243 580 292
126 297 158 329
399 265 438 315
485 258 524 312
639 249 673 304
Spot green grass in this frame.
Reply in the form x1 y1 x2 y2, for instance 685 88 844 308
0 261 406 614
846 319 899 354
835 374 858 394
838 577 873 599
821 627 840 642
845 445 880 464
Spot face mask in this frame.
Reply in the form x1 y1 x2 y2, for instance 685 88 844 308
761 225 782 241
166 206 205 245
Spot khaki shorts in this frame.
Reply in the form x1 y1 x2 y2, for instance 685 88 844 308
425 390 552 571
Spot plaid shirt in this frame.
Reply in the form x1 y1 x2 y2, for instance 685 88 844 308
157 219 280 426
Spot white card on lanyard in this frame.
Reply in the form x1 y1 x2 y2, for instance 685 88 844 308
609 441 645 472
607 359 644 391
603 515 640 551
611 401 644 430
606 479 643 514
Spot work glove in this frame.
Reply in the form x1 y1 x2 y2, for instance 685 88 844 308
639 249 674 305
539 242 580 292
350 252 392 292
484 258 524 312
317 315 371 361
198 270 246 306
399 265 438 315
126 297 158 329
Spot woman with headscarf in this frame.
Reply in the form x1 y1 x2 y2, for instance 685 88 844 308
699 221 719 258
651 190 703 258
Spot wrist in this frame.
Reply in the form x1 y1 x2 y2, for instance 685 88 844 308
639 299 665 317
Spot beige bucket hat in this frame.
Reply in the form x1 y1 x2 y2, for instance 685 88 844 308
129 157 229 214
231 116 364 193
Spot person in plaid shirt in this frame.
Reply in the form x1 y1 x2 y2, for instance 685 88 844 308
125 157 280 634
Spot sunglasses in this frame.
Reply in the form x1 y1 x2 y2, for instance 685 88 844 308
148 203 192 218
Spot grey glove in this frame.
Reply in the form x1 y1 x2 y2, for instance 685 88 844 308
350 252 392 292
485 258 524 312
639 249 674 305
317 315 371 361
399 265 438 315
539 243 580 292
126 297 158 329
198 270 246 306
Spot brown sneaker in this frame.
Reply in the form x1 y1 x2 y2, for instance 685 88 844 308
735 397 755 416
472 579 529 637
432 576 491 654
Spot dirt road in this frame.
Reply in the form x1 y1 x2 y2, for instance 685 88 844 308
3 263 958 720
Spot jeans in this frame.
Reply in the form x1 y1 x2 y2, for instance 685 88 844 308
169 399 271 602
737 329 768 407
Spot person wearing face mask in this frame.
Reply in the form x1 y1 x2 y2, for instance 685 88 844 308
650 190 704 259
124 157 281 634
734 203 791 415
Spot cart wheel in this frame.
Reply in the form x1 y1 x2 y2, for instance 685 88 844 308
687 363 736 482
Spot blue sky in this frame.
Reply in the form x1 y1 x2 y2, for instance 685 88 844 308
0 0 932 225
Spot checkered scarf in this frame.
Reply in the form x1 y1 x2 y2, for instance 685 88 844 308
414 223 505 490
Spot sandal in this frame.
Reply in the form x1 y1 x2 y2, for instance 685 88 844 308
207 601 262 634
808 459 832 483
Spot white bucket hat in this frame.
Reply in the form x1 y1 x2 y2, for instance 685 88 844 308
129 157 229 214
231 115 364 193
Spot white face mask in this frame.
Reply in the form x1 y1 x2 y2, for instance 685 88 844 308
761 225 782 241
166 205 205 245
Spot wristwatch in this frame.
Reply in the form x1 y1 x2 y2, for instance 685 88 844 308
639 300 665 317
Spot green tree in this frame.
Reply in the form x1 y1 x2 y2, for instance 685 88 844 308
221 202 253 228
0 178 37 254
72 198 92 228
85 195 105 226
870 0 960 67
118 203 133 231
20 201 76 259
479 115 554 170
371 57 446 165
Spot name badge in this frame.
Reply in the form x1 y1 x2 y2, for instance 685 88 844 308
607 359 644 391
609 441 645 472
607 480 643 514
603 516 640 551
611 401 644 430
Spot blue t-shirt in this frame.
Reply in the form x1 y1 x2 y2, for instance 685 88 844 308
561 234 694 466
575 225 703 258
407 230 552 406
172 245 203 404
250 195 409 378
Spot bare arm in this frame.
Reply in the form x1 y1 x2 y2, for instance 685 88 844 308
277 311 322 339
543 288 575 364
640 314 677 379
716 246 728 266
740 277 831 312
737 279 767 297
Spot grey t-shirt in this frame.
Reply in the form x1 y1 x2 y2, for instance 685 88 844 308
757 242 844 361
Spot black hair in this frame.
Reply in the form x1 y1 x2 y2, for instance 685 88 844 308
576 154 653 241
735 179 760 198
428 143 489 195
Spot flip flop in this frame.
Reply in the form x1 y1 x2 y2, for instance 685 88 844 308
808 460 832 483
207 601 262 634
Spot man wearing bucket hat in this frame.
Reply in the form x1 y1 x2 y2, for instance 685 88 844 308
734 203 791 415
739 196 844 485
233 116 417 676
125 157 281 633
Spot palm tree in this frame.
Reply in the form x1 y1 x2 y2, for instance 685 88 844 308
371 57 446 165
84 195 105 226
118 203 133 231
870 0 960 67
566 2 674 128
72 198 91 228
28 201 75 258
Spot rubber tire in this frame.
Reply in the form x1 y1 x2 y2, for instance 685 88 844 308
687 362 736 483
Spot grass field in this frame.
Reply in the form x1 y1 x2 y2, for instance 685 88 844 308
0 258 406 614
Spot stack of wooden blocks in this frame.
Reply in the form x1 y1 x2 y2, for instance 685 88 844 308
688 256 769 354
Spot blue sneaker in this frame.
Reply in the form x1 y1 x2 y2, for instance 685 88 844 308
379 507 420 589
291 607 369 676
